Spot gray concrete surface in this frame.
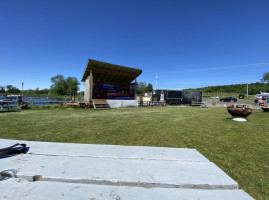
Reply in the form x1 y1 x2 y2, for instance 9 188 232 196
0 139 209 162
0 139 254 199
0 154 238 189
1 178 254 200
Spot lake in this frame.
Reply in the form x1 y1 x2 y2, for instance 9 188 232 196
0 96 73 108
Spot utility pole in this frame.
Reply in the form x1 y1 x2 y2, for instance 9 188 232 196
21 82 24 97
155 73 158 90
247 83 248 98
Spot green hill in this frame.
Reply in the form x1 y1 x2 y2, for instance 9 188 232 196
195 82 269 95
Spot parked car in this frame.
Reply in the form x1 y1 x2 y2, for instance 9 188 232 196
220 97 237 102
211 96 219 99
238 94 245 99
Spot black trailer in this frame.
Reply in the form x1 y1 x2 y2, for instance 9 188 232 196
152 89 202 105
152 90 183 105
182 90 202 105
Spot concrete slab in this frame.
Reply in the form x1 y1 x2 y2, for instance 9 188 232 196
1 178 254 200
0 139 254 199
0 139 209 162
0 154 238 189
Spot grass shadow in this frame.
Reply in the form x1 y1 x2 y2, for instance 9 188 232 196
0 110 20 113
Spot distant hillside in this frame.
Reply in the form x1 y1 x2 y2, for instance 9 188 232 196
195 82 269 95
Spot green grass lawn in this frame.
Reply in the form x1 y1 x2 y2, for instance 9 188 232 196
0 107 268 199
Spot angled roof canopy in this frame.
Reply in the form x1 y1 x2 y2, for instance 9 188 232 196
81 59 142 84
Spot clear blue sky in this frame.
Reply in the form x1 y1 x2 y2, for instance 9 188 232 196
1 0 269 90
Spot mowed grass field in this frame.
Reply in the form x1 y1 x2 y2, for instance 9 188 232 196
0 107 268 199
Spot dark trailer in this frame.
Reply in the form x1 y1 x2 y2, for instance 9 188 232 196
152 90 183 105
152 89 202 105
181 90 202 105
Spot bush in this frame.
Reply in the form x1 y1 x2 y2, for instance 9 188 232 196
49 105 61 109
61 104 69 109
40 105 51 109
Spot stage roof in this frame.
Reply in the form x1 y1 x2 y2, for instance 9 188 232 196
81 59 142 84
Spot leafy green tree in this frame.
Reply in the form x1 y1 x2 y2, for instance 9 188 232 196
0 85 5 93
50 75 67 95
35 87 40 94
42 88 49 94
6 85 20 94
261 72 269 83
137 81 147 95
50 75 80 97
66 77 80 98
147 83 153 92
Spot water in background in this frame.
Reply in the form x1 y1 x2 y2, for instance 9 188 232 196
0 96 70 108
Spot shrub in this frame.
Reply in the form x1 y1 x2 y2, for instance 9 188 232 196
61 104 69 109
40 105 51 109
49 105 61 109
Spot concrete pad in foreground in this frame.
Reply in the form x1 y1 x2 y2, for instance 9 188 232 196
0 139 254 199
0 178 254 200
0 139 209 162
0 154 238 189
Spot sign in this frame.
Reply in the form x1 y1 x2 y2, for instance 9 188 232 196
99 83 118 93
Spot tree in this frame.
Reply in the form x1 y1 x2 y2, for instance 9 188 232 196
42 88 49 94
0 85 5 93
261 72 269 83
50 75 67 95
147 83 153 92
136 81 147 95
35 87 40 94
66 77 80 98
5 85 20 94
50 75 80 97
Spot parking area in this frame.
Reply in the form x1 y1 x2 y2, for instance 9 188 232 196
202 98 265 109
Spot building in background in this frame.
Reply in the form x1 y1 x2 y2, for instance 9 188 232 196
82 59 142 108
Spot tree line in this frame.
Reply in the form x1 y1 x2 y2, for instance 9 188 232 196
0 85 21 94
136 82 153 95
50 75 80 97
195 82 269 95
1 71 268 96
195 72 269 94
0 74 80 98
0 76 151 97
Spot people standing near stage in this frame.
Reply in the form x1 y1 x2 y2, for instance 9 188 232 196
259 98 264 106
254 98 258 105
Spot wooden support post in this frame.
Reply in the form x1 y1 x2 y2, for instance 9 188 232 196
89 70 93 101
134 78 137 99
84 70 93 102
247 83 249 98
84 78 90 102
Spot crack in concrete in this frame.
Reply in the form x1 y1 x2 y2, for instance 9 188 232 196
28 152 208 163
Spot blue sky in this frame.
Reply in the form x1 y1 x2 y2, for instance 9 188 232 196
1 0 269 90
